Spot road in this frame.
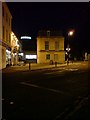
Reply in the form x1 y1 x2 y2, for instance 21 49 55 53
2 61 89 120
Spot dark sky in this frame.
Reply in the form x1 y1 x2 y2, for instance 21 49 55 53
7 2 89 54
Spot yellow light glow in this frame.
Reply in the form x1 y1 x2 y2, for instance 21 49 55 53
11 32 14 36
16 44 19 47
68 30 74 36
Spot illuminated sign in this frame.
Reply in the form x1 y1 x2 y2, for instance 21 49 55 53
25 55 37 59
18 53 24 56
20 36 31 40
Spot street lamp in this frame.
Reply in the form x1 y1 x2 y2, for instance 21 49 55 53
68 30 74 36
66 30 74 64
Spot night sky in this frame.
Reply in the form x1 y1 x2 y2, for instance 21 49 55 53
7 2 89 56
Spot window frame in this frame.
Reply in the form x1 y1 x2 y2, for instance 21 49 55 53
45 41 49 51
46 54 50 60
55 41 59 51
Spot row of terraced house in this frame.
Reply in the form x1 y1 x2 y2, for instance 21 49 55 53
0 2 22 69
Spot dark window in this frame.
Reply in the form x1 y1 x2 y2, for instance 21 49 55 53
6 29 8 42
47 30 50 37
45 41 49 50
3 26 5 40
9 33 11 43
2 6 4 17
9 18 11 26
46 54 50 60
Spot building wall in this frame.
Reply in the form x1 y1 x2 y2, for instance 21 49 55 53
0 2 2 69
2 46 6 68
0 2 12 69
37 36 65 64
11 32 21 65
2 3 12 46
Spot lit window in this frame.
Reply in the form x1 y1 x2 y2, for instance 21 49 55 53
46 54 50 60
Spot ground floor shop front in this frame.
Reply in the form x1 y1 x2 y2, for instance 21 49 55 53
0 44 20 69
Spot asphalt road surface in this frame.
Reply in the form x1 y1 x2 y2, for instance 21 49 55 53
2 61 89 120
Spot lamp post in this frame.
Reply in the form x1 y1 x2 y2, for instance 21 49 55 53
66 30 74 65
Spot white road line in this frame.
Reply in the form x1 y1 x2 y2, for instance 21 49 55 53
58 70 65 72
55 97 88 120
45 68 78 75
65 68 78 71
21 82 72 97
44 70 64 74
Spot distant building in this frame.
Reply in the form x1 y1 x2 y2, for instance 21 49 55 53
0 2 12 69
37 30 65 64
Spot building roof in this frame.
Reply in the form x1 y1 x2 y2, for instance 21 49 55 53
37 30 63 37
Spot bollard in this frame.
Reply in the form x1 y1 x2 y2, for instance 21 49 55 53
67 58 69 65
55 61 57 67
67 60 69 65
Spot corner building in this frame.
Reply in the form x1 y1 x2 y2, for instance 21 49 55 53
37 30 65 64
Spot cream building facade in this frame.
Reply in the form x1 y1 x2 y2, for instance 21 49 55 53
0 2 2 69
0 2 12 69
0 2 21 69
11 32 21 66
37 30 65 64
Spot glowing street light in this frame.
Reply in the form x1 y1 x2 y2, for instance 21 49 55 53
66 30 75 64
66 47 71 52
68 30 74 36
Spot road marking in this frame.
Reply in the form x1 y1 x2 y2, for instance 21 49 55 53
44 70 65 75
58 70 65 72
21 82 72 97
65 68 78 71
55 97 88 120
64 97 88 120
45 68 78 75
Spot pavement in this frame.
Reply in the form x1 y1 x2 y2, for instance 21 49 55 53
2 61 84 72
